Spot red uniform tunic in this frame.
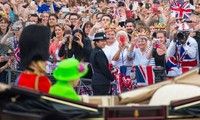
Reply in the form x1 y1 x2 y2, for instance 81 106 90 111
17 72 51 93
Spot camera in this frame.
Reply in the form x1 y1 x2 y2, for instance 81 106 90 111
184 19 192 23
177 32 189 40
73 36 79 41
154 38 160 43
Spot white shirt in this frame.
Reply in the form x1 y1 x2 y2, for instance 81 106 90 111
112 48 133 67
127 47 150 66
166 36 198 60
103 41 119 62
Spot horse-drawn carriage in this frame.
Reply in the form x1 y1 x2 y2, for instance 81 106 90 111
1 68 200 120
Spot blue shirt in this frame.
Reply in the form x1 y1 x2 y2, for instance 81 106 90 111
37 3 61 13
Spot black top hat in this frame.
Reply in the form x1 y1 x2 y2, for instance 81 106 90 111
19 25 50 69
93 32 108 41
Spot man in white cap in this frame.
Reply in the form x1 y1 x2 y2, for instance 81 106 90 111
166 22 198 77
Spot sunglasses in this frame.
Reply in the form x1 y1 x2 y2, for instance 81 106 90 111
7 52 14 56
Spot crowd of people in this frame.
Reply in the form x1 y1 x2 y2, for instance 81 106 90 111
0 0 200 95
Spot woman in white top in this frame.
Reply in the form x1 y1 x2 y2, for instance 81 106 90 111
112 30 132 67
127 33 150 66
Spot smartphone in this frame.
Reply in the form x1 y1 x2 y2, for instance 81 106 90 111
61 8 70 13
81 17 90 22
126 10 132 18
58 19 66 24
152 4 160 14
154 39 160 48
11 27 19 31
119 36 125 44
79 6 85 12
132 1 139 10
26 22 36 26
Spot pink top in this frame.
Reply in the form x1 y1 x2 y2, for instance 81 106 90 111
49 40 65 63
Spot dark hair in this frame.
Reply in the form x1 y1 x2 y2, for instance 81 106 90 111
71 29 86 61
49 13 58 20
125 18 136 28
47 14 58 27
96 12 104 19
118 1 125 7
82 21 93 38
30 13 39 18
29 14 40 23
101 14 113 23
69 13 80 20
0 17 10 35
156 30 167 37
19 25 50 69
73 29 84 41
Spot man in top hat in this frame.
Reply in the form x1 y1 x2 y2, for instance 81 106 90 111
166 22 198 76
90 32 115 95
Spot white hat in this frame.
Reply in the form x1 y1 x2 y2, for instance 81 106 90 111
178 22 193 32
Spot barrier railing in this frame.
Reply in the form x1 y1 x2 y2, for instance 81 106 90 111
4 68 93 95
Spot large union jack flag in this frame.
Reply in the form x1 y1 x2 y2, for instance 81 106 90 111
135 66 155 87
170 1 192 19
111 65 156 95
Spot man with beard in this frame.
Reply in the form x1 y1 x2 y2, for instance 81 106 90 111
125 18 136 41
166 22 198 77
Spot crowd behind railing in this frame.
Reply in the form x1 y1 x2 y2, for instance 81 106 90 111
0 0 200 94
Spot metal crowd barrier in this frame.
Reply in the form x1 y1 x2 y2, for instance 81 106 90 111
4 68 93 95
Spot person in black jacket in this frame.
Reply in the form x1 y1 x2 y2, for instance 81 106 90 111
59 29 92 62
90 32 114 95
58 29 93 78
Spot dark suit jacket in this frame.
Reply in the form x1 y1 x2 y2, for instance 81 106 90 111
90 47 114 85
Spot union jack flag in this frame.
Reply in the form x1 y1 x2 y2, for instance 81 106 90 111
111 65 156 94
14 40 20 68
14 46 20 63
170 1 192 19
134 66 155 87
166 41 197 76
